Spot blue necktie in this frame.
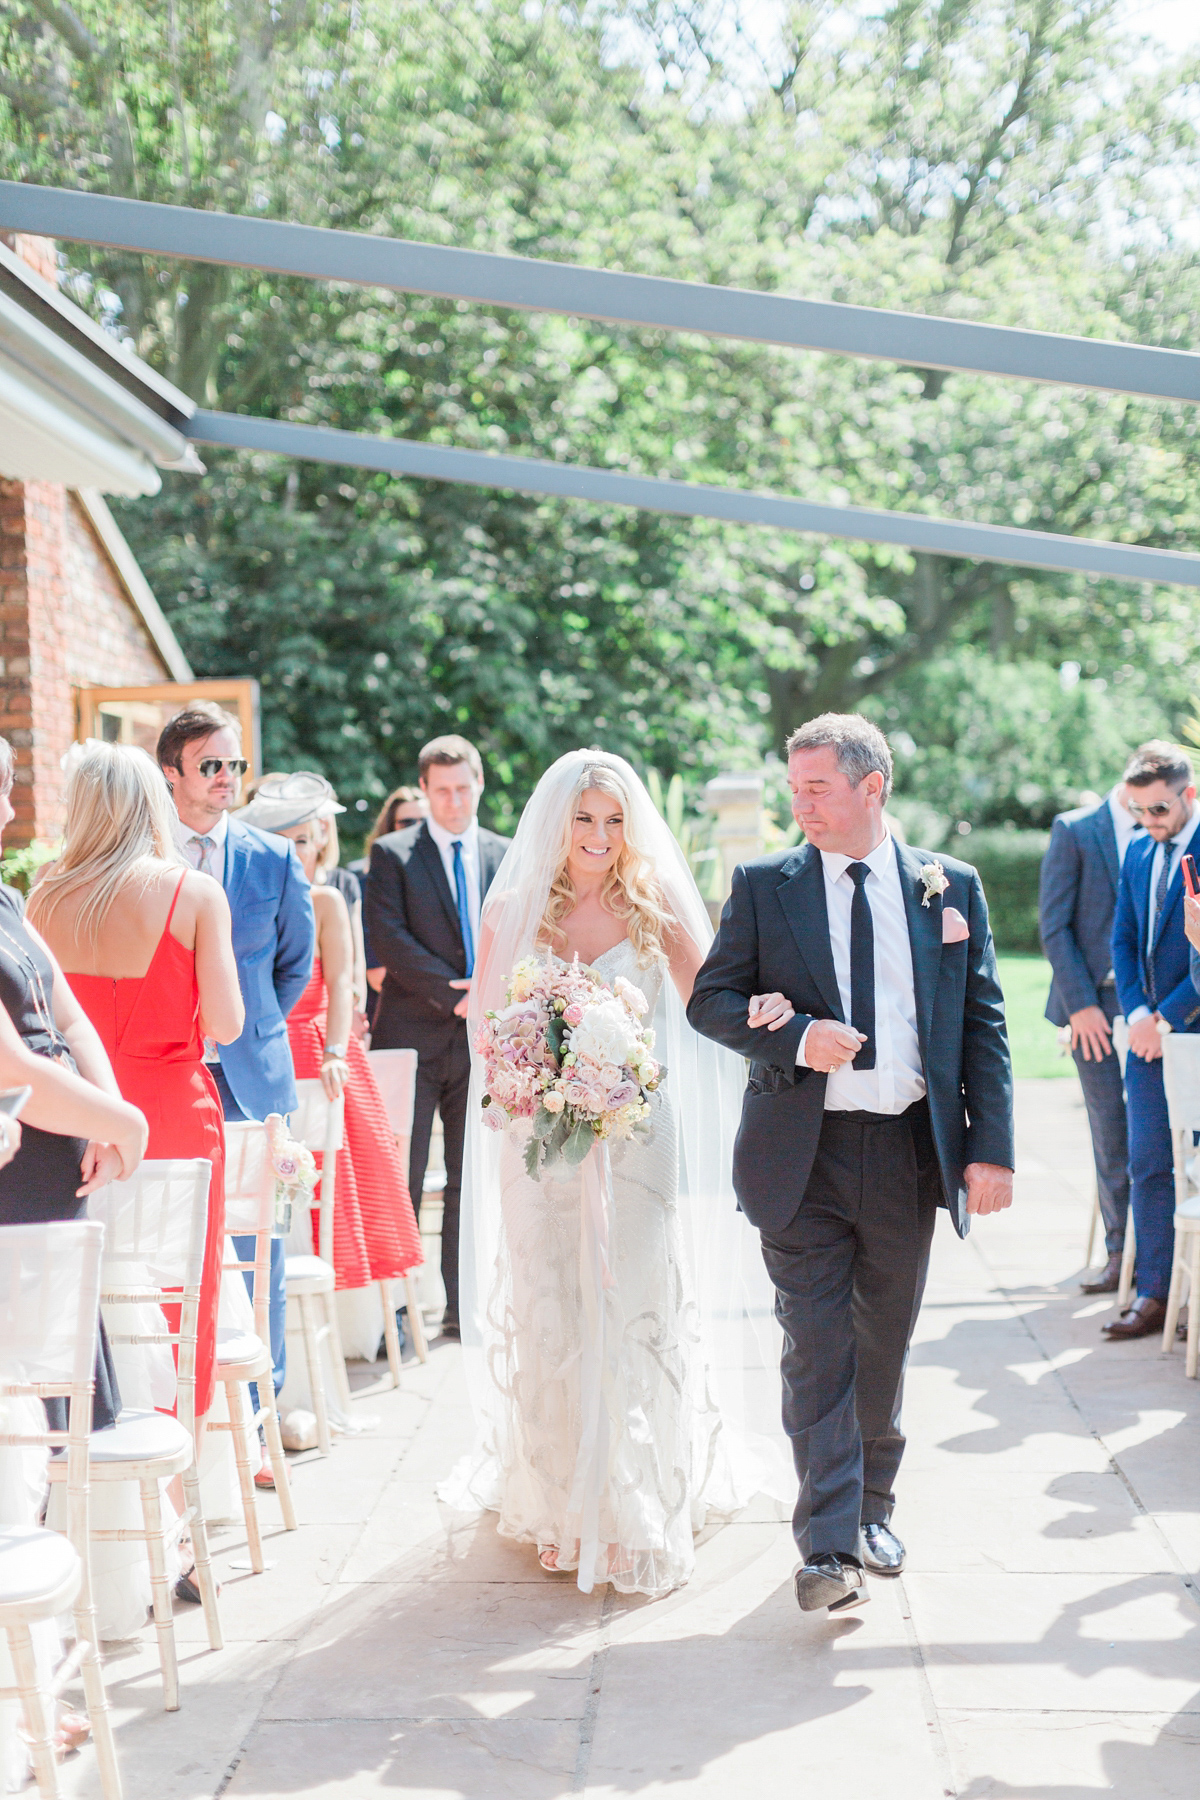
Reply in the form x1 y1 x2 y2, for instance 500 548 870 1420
452 840 474 977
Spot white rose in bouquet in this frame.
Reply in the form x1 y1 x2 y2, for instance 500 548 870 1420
569 999 641 1071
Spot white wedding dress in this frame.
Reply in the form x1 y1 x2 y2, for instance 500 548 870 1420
480 942 750 1596
444 749 790 1597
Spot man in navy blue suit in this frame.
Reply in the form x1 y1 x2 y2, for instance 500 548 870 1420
1039 782 1143 1291
158 703 315 1449
1109 742 1200 1340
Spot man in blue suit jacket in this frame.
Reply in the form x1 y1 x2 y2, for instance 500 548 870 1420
1109 742 1200 1340
1039 785 1143 1289
158 705 315 1420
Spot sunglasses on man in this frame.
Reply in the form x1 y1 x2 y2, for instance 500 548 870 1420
197 757 249 778
1126 788 1187 819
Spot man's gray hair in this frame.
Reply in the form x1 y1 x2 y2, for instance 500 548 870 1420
785 713 894 804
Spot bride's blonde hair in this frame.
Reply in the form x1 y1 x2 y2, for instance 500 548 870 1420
538 760 674 966
28 742 181 943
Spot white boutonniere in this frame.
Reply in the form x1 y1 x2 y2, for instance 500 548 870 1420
919 861 949 908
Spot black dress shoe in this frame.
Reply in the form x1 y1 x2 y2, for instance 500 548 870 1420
1101 1295 1166 1341
1080 1251 1123 1295
860 1522 905 1576
794 1552 869 1614
440 1318 461 1342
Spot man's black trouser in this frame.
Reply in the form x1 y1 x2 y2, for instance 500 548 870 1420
760 1099 941 1561
406 1027 471 1326
1072 989 1130 1259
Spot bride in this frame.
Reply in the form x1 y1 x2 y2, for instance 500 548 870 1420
445 749 786 1598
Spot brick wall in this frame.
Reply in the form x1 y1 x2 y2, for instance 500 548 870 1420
0 480 169 845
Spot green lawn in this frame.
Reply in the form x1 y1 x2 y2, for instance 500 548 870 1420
997 954 1076 1080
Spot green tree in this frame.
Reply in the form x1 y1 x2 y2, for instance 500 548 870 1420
2 0 1198 829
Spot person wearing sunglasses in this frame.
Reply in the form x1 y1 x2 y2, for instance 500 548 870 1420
1108 741 1200 1341
158 703 315 1474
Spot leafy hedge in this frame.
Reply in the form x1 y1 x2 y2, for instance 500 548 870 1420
959 830 1050 955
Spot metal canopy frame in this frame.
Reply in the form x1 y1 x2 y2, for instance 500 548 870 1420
3 181 1198 586
192 409 1200 588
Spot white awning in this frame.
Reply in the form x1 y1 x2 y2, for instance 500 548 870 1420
0 238 201 496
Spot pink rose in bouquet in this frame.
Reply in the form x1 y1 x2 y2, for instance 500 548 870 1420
475 954 663 1179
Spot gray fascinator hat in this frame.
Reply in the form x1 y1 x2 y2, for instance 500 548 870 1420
236 771 345 836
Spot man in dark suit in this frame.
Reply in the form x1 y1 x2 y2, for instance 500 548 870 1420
366 735 509 1339
688 714 1013 1615
1039 783 1143 1292
1107 742 1200 1341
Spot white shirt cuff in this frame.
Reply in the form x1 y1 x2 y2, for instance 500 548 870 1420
1126 1005 1151 1024
797 1020 815 1068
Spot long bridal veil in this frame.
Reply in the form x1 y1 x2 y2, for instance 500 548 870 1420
453 748 791 1512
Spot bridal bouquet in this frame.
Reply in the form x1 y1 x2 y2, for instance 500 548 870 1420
476 955 662 1178
264 1112 318 1237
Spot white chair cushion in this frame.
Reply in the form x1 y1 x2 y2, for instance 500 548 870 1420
285 1254 335 1292
87 1407 192 1465
1175 1195 1200 1224
0 1526 79 1608
215 1326 266 1366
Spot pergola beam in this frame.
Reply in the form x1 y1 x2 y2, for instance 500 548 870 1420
3 182 1200 404
189 410 1200 589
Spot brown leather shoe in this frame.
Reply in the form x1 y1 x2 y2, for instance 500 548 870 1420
1081 1251 1123 1294
1102 1295 1166 1340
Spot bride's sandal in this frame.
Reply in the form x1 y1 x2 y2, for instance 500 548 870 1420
538 1545 564 1572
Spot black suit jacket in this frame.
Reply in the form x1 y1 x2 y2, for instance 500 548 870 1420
1038 799 1128 1026
366 820 510 1056
687 839 1014 1240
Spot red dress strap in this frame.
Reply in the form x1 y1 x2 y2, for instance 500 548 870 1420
165 869 188 933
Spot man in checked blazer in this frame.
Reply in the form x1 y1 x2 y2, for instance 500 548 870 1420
366 736 510 1338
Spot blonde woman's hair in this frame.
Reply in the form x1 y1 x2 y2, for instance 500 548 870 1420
28 743 182 942
315 814 340 879
539 762 674 967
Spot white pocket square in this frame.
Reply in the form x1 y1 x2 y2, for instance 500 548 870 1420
942 906 970 944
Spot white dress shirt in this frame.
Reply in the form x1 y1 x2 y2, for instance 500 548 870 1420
1108 788 1143 870
1146 802 1200 951
797 833 926 1115
171 806 228 882
1126 801 1200 1023
426 816 482 940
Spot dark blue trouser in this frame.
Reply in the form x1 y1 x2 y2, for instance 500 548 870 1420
759 1101 940 1561
1073 991 1130 1257
213 1065 287 1401
1124 1049 1175 1302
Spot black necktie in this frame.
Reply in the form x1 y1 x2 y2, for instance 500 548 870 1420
846 862 876 1071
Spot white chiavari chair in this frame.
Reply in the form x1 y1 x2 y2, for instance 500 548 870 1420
0 1219 122 1799
1161 1033 1200 1374
66 1161 222 1711
365 1046 428 1370
284 1082 351 1454
209 1123 298 1567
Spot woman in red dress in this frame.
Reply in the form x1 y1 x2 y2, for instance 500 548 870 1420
29 743 245 1436
237 773 423 1296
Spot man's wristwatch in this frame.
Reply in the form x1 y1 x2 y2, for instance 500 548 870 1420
323 1043 348 1060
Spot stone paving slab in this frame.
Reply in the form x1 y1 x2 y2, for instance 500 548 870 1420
58 1078 1200 1798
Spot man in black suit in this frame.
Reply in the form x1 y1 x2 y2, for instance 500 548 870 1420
366 735 510 1338
689 714 1013 1615
1039 783 1143 1292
